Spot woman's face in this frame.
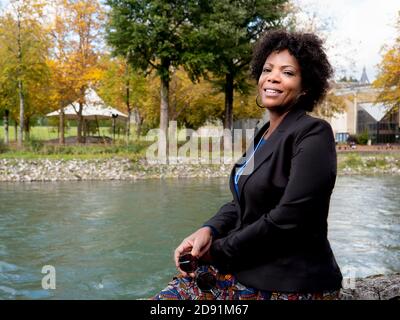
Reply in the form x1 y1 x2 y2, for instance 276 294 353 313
258 49 303 110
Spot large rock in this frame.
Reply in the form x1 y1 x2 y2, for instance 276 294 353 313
340 273 400 300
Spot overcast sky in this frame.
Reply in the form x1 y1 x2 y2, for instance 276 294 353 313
1 0 399 81
293 0 399 81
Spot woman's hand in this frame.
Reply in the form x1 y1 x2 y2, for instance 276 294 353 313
174 227 213 277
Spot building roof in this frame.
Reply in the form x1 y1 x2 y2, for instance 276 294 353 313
358 102 388 122
359 67 370 85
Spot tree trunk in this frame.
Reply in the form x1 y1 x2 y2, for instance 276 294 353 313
59 106 65 145
134 106 143 138
14 122 18 142
136 117 143 138
76 86 86 144
125 77 131 143
17 11 24 147
159 63 170 163
83 119 87 140
18 79 24 146
160 77 169 135
126 110 131 143
224 73 234 130
3 110 9 144
112 117 116 142
77 101 84 143
24 117 30 141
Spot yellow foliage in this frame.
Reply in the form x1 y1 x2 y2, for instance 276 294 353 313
0 0 53 121
373 11 400 110
312 92 347 118
47 0 105 111
169 69 264 129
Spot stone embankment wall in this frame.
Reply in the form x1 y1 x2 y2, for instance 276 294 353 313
1 157 400 182
340 273 399 300
0 158 233 181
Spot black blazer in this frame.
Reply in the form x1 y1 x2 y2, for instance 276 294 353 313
204 108 343 292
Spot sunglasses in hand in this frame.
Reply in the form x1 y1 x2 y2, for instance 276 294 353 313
178 253 218 295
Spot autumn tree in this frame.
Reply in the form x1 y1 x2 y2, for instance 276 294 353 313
97 55 151 139
47 1 84 144
169 68 223 129
0 70 18 143
49 0 105 143
169 68 263 130
311 91 346 119
0 0 51 144
373 11 400 111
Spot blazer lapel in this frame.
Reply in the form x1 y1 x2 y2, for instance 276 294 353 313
232 108 306 201
229 120 269 203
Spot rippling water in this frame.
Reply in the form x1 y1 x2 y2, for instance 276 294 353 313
0 176 399 299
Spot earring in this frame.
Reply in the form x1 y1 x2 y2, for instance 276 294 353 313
295 91 306 102
256 94 265 109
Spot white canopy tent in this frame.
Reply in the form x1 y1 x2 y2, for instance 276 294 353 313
46 88 127 120
46 88 128 140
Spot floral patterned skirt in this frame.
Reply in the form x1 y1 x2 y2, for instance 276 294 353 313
152 265 340 300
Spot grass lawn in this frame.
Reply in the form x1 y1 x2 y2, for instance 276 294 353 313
0 125 150 160
0 126 117 141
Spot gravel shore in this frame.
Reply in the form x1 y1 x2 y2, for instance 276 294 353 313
0 155 399 182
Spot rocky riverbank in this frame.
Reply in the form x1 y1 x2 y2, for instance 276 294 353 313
0 158 233 182
0 155 400 182
340 273 399 300
339 154 400 175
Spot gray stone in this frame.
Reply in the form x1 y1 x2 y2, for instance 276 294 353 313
340 273 400 300
0 157 399 181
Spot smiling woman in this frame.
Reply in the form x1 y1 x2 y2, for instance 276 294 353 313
258 49 303 114
251 30 333 114
152 30 343 300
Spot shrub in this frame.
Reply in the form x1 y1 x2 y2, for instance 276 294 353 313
346 133 369 145
356 131 369 145
0 140 8 153
24 139 44 153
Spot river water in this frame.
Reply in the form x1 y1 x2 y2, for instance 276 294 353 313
0 175 399 299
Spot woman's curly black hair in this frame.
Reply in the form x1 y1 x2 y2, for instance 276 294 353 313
251 30 333 112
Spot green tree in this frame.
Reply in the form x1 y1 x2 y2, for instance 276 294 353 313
106 0 210 157
197 0 288 129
